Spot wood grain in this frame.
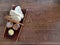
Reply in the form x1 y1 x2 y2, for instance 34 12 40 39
0 0 60 45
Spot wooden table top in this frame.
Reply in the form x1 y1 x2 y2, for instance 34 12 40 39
0 0 60 45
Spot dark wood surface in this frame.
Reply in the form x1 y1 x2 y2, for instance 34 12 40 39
0 0 60 45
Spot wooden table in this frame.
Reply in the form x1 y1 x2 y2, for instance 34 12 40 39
0 0 60 45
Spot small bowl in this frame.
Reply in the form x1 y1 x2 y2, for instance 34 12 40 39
13 24 20 30
6 22 13 28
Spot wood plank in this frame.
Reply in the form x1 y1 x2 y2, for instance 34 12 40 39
0 0 60 44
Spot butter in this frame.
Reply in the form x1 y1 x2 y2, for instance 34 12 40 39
8 29 14 36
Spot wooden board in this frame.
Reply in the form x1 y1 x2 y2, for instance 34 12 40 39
4 9 26 41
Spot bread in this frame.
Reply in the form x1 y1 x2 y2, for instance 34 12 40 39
11 15 21 21
9 6 24 21
10 10 24 21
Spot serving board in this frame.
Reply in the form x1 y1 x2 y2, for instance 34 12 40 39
4 9 26 41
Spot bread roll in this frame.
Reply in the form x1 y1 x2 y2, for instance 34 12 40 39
10 10 24 19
